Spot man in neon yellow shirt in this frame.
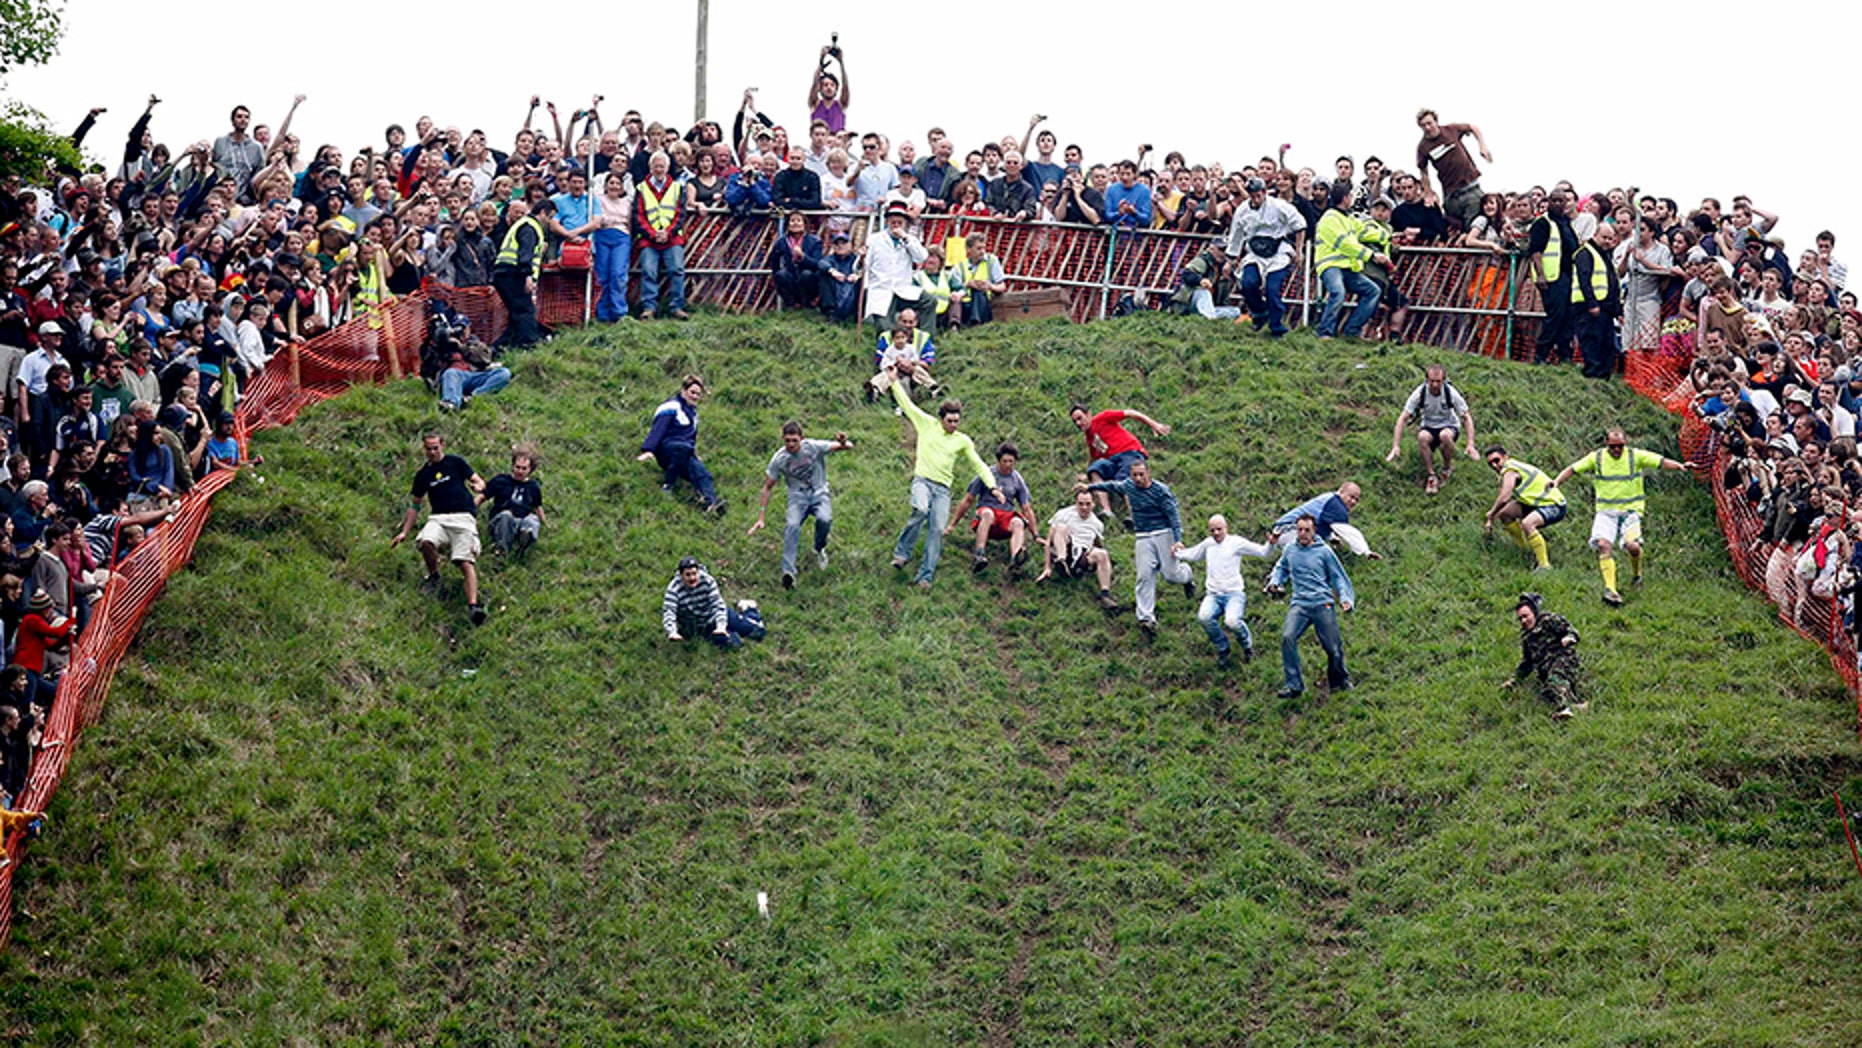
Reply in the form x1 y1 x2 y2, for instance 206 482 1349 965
888 372 1001 588
1481 442 1567 572
1553 427 1686 606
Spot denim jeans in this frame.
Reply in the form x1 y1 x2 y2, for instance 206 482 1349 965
1198 589 1252 654
1316 267 1381 338
592 228 631 321
684 606 766 649
489 510 541 553
438 365 512 407
893 476 951 584
1240 263 1292 335
1190 287 1242 320
655 444 719 505
782 490 832 575
1281 602 1349 694
637 242 686 314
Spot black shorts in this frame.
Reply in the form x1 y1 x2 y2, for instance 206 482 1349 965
1054 548 1093 578
1422 426 1459 445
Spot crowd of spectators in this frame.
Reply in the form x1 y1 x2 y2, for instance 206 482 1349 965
0 48 1858 807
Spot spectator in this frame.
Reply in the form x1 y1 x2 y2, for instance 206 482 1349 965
1313 183 1387 340
1170 239 1239 320
1104 160 1152 230
952 232 1006 327
772 147 822 211
1389 173 1447 245
1526 190 1579 364
481 444 545 557
1054 166 1104 225
490 198 549 348
768 213 824 311
634 152 690 321
662 556 765 649
723 156 772 217
818 231 862 322
808 45 852 134
862 204 930 335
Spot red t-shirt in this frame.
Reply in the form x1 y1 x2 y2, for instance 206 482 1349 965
1084 410 1144 460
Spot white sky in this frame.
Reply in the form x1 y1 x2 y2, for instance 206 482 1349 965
7 0 1860 254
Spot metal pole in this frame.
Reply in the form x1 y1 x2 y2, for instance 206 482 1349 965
694 0 709 122
1503 253 1517 360
1301 240 1313 328
1098 227 1114 320
584 134 595 325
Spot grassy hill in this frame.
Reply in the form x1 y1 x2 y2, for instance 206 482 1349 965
3 313 1860 1045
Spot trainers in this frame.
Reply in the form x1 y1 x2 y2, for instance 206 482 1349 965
419 573 441 594
1602 589 1623 607
1139 619 1158 640
1631 575 1643 589
1096 592 1119 613
1569 701 1590 715
1183 580 1197 601
1530 564 1553 574
439 400 459 412
1552 706 1576 721
1012 547 1029 570
1216 651 1232 671
971 551 988 573
892 556 908 570
781 572 795 590
1424 473 1440 495
1122 516 1136 533
469 603 487 626
671 309 691 321
707 498 729 517
514 530 535 556
1276 688 1303 699
816 546 830 569
1241 645 1255 664
916 579 933 591
640 310 656 321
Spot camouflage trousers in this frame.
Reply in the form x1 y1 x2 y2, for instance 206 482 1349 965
1533 658 1584 709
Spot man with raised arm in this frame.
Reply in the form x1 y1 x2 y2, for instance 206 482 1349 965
889 379 1000 589
390 432 488 626
1176 513 1276 670
1552 427 1687 606
1266 514 1356 699
1069 402 1171 531
749 421 853 590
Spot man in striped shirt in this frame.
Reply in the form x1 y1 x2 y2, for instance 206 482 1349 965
662 557 765 649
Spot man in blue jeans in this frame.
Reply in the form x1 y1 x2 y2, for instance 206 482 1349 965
748 421 854 589
1174 513 1276 669
1226 176 1307 336
638 373 726 515
632 151 689 320
1266 514 1356 698
1313 182 1389 340
887 376 1000 589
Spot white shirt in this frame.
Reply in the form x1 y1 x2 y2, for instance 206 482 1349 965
1174 534 1274 593
1226 196 1308 273
864 229 926 295
1047 507 1105 558
236 318 270 372
17 347 66 397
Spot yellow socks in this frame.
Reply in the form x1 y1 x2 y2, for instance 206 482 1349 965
1629 550 1642 580
1528 532 1550 569
1599 555 1617 591
1502 521 1526 548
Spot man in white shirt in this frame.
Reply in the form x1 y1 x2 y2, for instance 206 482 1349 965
862 204 928 332
1037 489 1118 612
853 133 898 213
1226 177 1307 336
1174 514 1276 669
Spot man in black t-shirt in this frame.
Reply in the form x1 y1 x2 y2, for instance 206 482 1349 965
480 444 545 556
390 432 488 624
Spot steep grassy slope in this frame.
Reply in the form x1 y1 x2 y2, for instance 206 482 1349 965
2 313 1858 1045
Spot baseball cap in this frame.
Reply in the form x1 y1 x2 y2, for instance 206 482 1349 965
37 321 61 335
677 556 700 572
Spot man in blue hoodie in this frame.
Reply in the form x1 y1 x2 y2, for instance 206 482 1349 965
1266 514 1356 699
638 373 726 515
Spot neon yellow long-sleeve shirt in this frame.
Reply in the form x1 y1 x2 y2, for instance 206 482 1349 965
892 383 993 490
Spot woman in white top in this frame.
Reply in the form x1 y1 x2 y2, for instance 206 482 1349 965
593 168 636 323
820 148 859 237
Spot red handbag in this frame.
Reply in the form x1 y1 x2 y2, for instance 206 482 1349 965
558 238 592 270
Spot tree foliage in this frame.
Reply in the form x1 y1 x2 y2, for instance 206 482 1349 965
0 0 64 76
0 100 81 179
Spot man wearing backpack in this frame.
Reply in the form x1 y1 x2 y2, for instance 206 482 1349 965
1385 364 1478 493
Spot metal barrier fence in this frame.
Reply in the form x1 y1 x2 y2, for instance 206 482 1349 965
3 214 1856 955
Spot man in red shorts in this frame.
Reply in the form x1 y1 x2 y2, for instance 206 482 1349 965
1069 402 1173 531
947 442 1037 577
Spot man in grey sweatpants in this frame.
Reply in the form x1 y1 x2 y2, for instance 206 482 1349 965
1082 459 1194 639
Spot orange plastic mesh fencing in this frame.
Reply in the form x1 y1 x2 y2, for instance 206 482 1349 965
4 213 1858 952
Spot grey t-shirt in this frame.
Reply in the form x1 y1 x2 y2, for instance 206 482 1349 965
969 468 1031 512
766 438 835 496
1402 382 1469 431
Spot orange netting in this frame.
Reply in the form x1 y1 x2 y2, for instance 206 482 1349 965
0 217 1853 952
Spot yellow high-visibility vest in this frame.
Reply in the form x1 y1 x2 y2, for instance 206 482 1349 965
495 215 545 278
1570 242 1612 305
1506 457 1566 508
639 179 679 233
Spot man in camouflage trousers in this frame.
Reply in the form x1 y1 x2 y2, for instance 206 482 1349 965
1502 592 1588 720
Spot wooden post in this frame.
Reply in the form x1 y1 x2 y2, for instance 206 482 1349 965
381 306 403 381
288 338 301 389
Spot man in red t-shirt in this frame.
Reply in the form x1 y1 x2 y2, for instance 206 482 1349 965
1414 108 1493 232
1069 403 1172 531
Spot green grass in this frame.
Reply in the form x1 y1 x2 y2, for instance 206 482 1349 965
2 312 1860 1045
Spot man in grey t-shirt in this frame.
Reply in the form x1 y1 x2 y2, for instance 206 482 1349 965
948 442 1037 577
749 420 854 589
1385 363 1477 493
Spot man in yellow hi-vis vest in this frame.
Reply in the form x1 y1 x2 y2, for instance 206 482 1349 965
1525 189 1577 365
492 198 552 348
1553 427 1686 606
632 151 689 320
1482 442 1568 572
1571 222 1623 379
